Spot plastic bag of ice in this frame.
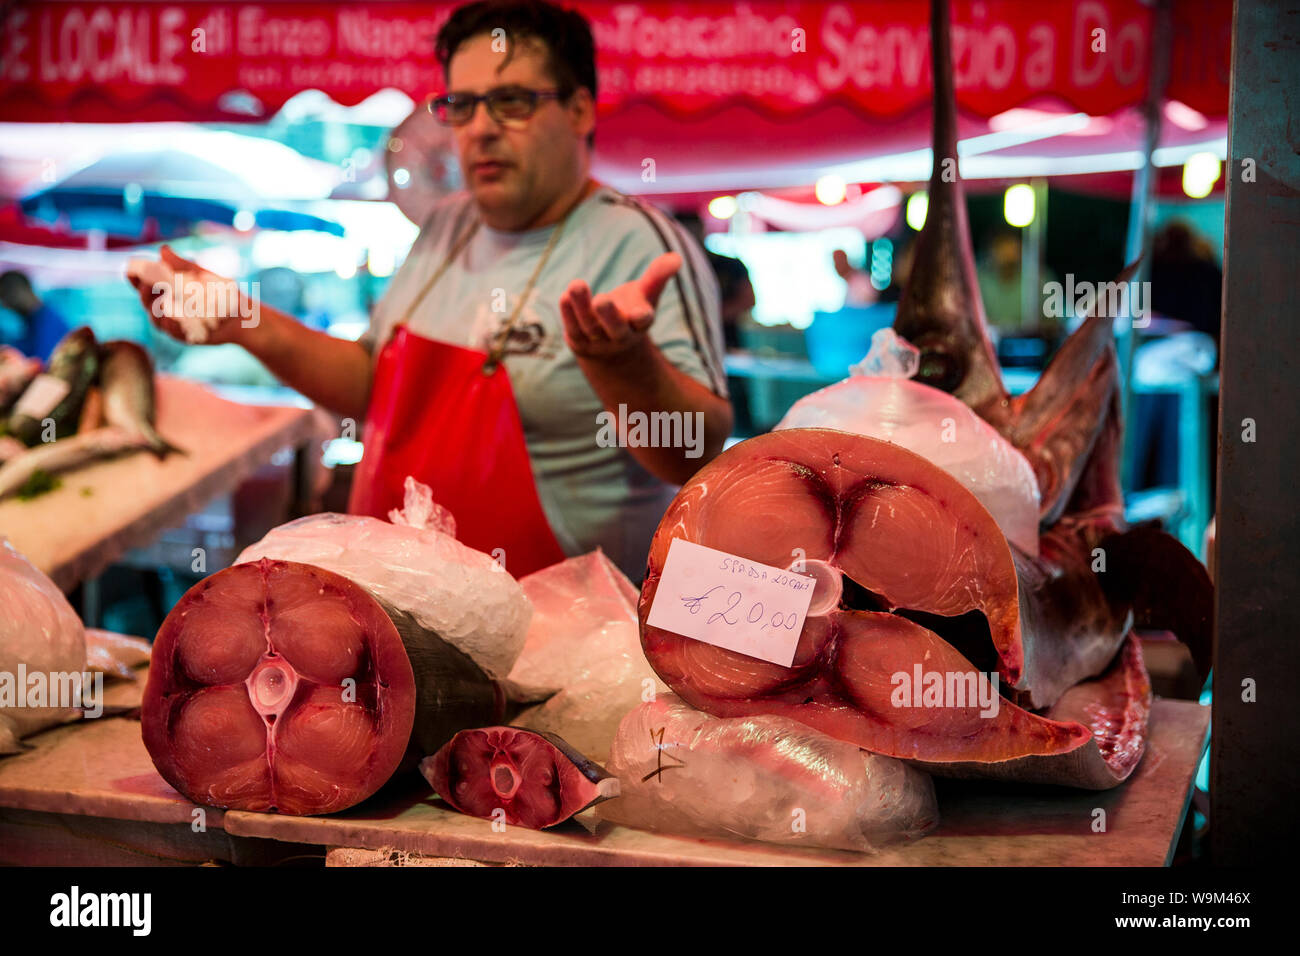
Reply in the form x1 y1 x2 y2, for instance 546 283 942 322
598 693 938 853
508 550 667 764
1 538 86 753
777 328 1041 555
236 478 530 680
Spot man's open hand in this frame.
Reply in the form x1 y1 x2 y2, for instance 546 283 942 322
558 251 681 358
126 245 247 346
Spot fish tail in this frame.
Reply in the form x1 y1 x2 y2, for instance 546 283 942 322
145 426 187 458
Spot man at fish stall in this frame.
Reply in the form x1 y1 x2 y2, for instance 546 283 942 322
128 0 732 582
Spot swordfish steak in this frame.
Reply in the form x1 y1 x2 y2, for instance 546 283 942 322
142 558 505 815
421 727 618 829
638 429 1145 788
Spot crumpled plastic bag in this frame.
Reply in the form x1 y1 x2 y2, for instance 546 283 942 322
1 537 86 753
237 478 530 681
507 550 668 764
598 693 938 854
777 328 1041 555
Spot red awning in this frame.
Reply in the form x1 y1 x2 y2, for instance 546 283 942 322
0 1 1231 120
0 1 1231 192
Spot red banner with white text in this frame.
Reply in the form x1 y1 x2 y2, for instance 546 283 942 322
0 0 1231 123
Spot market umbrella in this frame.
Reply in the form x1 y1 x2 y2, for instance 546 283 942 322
20 145 344 240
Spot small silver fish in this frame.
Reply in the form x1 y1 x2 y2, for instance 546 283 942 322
7 327 98 446
99 340 184 458
0 346 41 417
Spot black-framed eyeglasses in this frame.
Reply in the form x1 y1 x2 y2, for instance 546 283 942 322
428 87 569 126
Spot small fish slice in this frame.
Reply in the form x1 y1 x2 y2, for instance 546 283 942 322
421 727 619 829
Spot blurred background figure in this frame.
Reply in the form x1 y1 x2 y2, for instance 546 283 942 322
705 249 756 437
977 226 1060 370
832 248 878 306
0 270 71 361
707 250 755 352
1132 219 1223 497
1150 220 1223 348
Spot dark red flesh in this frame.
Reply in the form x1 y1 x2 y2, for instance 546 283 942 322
422 727 615 829
141 559 416 815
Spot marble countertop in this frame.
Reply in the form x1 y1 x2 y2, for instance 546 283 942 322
0 665 1209 867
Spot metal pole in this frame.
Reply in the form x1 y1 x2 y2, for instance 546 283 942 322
1211 0 1300 864
1120 0 1172 489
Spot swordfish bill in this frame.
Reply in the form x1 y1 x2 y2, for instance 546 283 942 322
889 0 1144 530
892 0 1009 421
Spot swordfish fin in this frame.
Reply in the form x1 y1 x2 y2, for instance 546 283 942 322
893 0 1008 420
1008 259 1140 523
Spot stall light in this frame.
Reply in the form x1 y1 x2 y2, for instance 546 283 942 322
367 247 395 278
1182 152 1221 198
1165 100 1209 132
392 167 411 188
1003 184 1035 227
905 191 928 230
870 238 893 290
815 174 847 206
336 258 358 280
233 210 256 232
708 195 738 220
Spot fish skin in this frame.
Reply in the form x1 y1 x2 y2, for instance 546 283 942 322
7 326 98 446
98 340 185 458
0 427 154 500
915 633 1151 789
0 346 40 416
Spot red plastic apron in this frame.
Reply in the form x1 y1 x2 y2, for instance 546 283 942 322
347 190 595 577
348 326 566 576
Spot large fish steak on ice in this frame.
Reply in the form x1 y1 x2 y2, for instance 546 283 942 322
0 538 87 753
142 558 507 814
638 429 1148 789
599 693 937 853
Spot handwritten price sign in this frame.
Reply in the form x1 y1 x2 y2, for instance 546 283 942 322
646 539 818 667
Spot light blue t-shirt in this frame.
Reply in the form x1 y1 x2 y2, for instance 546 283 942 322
360 185 728 581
